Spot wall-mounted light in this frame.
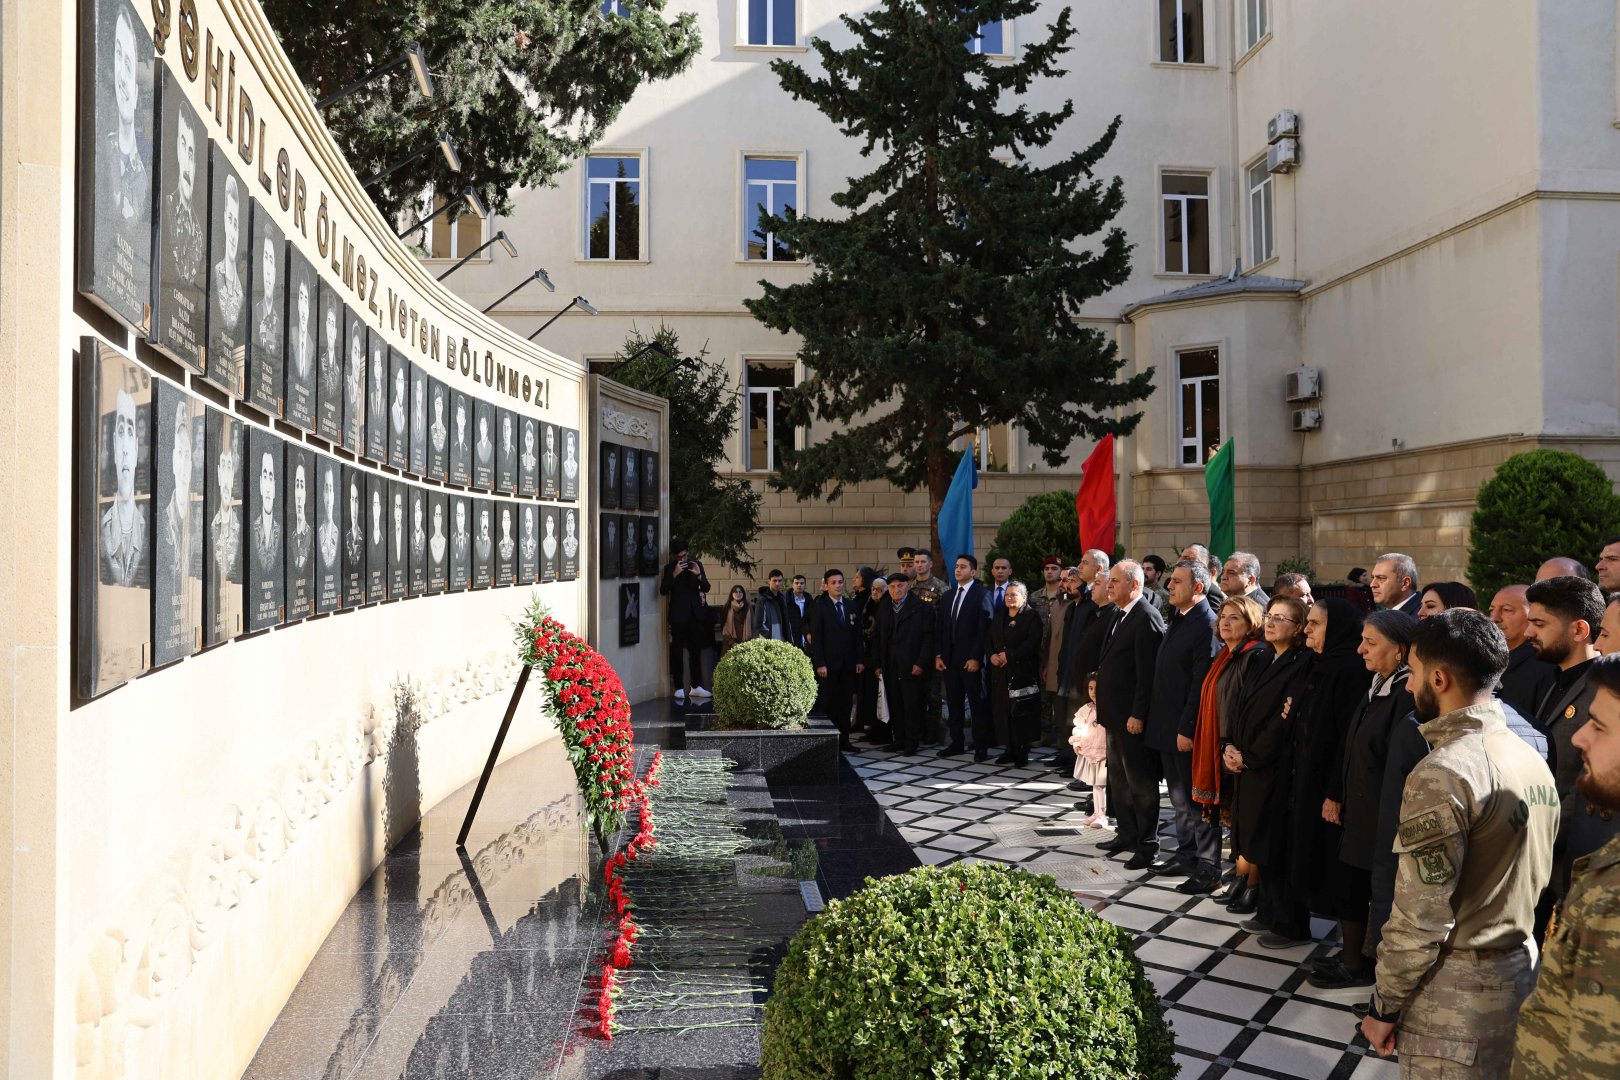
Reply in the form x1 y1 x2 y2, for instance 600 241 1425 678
316 42 436 109
481 269 556 313
527 296 598 341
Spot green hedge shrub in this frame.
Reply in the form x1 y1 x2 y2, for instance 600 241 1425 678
761 863 1178 1080
986 491 1085 587
711 638 817 729
1468 450 1620 599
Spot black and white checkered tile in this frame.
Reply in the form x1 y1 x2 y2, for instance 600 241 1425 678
850 748 1400 1080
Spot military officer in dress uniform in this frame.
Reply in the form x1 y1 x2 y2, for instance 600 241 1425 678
909 550 950 745
896 546 916 581
1362 611 1560 1077
1512 651 1620 1078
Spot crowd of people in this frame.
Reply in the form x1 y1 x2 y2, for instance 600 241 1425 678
660 536 1620 1077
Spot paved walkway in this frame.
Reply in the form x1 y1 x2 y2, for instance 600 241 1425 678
849 745 1400 1080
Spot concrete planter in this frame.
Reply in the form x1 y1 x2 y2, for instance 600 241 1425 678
681 713 841 787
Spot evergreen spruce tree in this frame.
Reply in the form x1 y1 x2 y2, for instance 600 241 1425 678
745 0 1152 558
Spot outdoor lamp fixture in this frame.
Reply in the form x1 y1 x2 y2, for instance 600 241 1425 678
437 230 519 280
527 296 598 341
397 186 487 239
317 43 435 108
481 269 555 313
362 133 461 187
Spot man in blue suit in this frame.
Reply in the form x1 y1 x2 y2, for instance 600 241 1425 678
936 554 991 759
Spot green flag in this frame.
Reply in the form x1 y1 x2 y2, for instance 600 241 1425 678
1205 438 1236 561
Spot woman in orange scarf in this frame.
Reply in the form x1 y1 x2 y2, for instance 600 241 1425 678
1193 595 1267 905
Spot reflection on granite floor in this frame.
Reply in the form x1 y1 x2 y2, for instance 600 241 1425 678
244 697 917 1079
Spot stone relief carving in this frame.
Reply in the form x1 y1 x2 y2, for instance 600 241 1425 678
71 652 526 1080
599 404 654 443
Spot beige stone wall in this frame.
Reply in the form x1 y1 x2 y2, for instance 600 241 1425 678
1128 467 1306 575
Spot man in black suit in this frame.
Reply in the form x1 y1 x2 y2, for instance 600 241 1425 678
935 554 990 760
873 574 935 754
1144 559 1220 892
1220 551 1269 609
1370 552 1421 615
1093 560 1166 869
1490 584 1557 721
809 568 863 749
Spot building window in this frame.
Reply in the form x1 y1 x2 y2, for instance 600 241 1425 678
744 0 796 46
1247 159 1274 266
1239 0 1268 52
585 155 642 261
1161 172 1211 274
427 194 484 259
1158 0 1205 63
600 0 629 15
958 424 1011 472
745 361 794 471
1176 348 1220 466
968 20 1007 55
744 156 799 262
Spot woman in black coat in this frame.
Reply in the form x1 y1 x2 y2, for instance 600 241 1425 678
988 582 1044 767
858 573 889 743
1224 595 1314 936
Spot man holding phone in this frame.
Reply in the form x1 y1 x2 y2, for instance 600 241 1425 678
660 538 711 704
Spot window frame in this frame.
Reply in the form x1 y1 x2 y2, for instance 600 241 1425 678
741 356 800 472
600 0 630 16
1158 168 1216 276
1173 345 1223 469
1246 157 1274 268
739 151 807 264
580 148 649 264
967 18 1014 58
422 192 487 261
736 0 803 51
1237 0 1269 56
1156 0 1209 66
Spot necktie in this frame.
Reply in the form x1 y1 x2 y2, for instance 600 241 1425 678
835 599 844 622
952 587 965 622
995 586 1004 609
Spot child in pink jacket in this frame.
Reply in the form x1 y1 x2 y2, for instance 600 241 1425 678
1069 673 1109 828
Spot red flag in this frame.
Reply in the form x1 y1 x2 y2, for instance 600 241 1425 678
1076 434 1115 555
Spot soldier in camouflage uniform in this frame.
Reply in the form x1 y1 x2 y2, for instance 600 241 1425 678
909 550 950 745
1027 557 1067 755
1511 653 1620 1079
1362 610 1560 1078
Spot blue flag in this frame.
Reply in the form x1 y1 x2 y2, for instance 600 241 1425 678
937 450 978 564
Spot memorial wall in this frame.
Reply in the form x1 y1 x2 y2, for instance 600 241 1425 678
0 0 662 1075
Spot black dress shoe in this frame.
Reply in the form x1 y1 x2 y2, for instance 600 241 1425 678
1226 884 1260 915
1123 850 1156 871
880 742 907 753
1176 869 1219 895
992 752 1017 765
838 738 855 752
973 752 990 763
1306 960 1375 989
902 743 921 755
935 745 965 758
1095 836 1131 854
1147 856 1192 877
1212 879 1243 904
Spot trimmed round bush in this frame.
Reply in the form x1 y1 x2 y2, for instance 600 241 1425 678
761 863 1178 1079
1468 450 1620 599
986 490 1085 588
711 638 817 729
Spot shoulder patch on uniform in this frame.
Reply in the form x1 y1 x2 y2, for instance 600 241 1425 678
1413 843 1456 885
1398 810 1447 848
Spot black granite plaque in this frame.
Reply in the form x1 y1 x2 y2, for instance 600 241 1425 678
449 495 470 592
245 204 285 415
284 248 318 431
621 513 639 581
364 328 388 463
638 514 659 577
245 427 284 632
559 426 580 503
540 422 560 501
518 416 539 498
204 407 244 646
600 512 620 579
366 471 387 603
620 583 641 647
386 479 407 599
427 491 449 594
149 67 207 372
387 348 408 470
314 454 341 613
472 400 495 491
561 507 580 582
540 507 559 583
283 444 315 621
472 498 494 588
518 503 538 584
427 377 448 481
449 390 472 486
496 408 518 495
409 365 428 476
341 464 367 608
640 450 658 512
315 281 343 442
496 501 517 586
204 144 247 397
620 448 639 513
600 443 619 510
408 485 428 596
152 380 203 666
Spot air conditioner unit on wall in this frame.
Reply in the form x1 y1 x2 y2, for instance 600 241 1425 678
1292 408 1323 433
1285 366 1321 402
1267 137 1300 174
1268 110 1301 144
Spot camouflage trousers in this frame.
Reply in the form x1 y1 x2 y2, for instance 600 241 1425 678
1397 943 1535 1078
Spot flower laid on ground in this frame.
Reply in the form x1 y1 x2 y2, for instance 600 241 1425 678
591 753 664 1038
515 598 636 832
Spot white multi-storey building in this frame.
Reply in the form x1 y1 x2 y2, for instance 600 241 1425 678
444 0 1620 589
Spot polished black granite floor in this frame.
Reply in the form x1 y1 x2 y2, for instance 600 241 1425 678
243 697 912 1079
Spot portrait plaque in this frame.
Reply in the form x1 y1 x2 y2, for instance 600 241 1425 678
387 348 409 470
427 491 449 594
620 513 639 579
204 407 244 647
640 450 658 512
619 583 641 648
77 0 154 333
283 247 318 432
495 408 518 495
409 365 429 476
152 380 203 666
600 443 620 510
560 508 580 582
560 427 580 503
539 421 560 501
638 515 659 577
408 486 428 596
620 448 639 513
204 144 248 398
427 377 448 481
472 400 495 491
244 427 284 632
448 495 471 592
364 328 388 463
314 454 342 613
387 479 408 600
341 464 367 608
315 281 343 442
245 203 285 416
600 512 620 580
540 507 559 583
518 416 538 498
341 308 366 455
518 503 538 585
449 390 472 486
472 498 494 589
283 444 315 622
496 501 517 587
366 471 387 603
149 67 207 372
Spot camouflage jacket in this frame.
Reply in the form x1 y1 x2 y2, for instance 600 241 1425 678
1511 833 1620 1078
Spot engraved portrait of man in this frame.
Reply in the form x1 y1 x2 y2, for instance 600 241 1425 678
521 420 537 472
289 461 312 571
320 294 340 391
542 424 557 481
345 320 364 447
391 364 408 436
563 509 578 560
292 276 314 382
475 413 493 469
318 465 339 570
344 478 364 566
213 173 244 327
253 450 280 572
392 490 405 566
452 499 469 564
521 506 537 562
101 388 146 586
412 494 426 562
562 430 578 484
253 233 281 349
475 506 492 564
498 507 514 561
165 108 204 285
161 398 193 585
429 501 446 567
430 386 446 454
370 487 383 548
211 427 239 574
103 7 148 222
